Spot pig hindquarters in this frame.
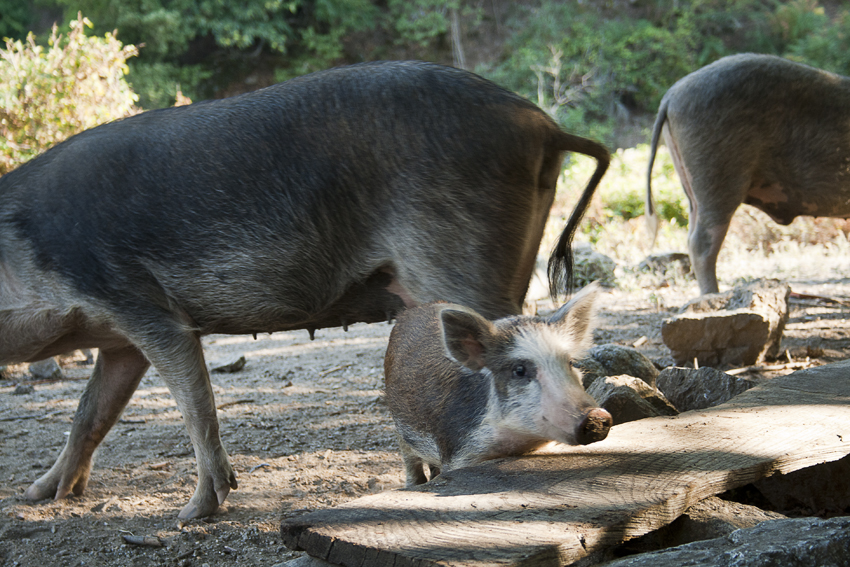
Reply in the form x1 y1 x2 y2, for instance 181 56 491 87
384 284 612 486
646 53 850 295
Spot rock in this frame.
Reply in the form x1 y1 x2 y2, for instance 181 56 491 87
787 345 825 360
755 454 850 513
620 496 787 554
79 348 95 365
577 344 660 389
655 366 760 412
638 252 691 275
211 355 247 373
586 375 677 425
577 357 608 388
525 248 616 313
28 357 63 380
661 279 790 367
573 244 617 287
590 516 850 567
12 384 35 395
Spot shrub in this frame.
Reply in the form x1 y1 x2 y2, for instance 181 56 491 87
781 5 850 75
538 144 689 266
558 144 688 227
0 14 138 175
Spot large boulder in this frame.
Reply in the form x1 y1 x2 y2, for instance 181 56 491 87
661 279 790 367
591 516 850 567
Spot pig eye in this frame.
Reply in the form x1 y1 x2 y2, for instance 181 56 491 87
512 362 536 380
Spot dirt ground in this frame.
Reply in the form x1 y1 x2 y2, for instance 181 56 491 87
2 277 850 567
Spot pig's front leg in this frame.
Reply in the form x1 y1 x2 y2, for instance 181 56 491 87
139 328 238 519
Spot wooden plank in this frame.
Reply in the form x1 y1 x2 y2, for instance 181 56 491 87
280 360 850 567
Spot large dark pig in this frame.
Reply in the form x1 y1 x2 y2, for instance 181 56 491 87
645 53 850 295
0 61 609 518
384 284 612 486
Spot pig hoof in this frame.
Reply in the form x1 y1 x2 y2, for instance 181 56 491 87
178 499 218 520
178 482 233 519
216 485 231 506
23 475 78 501
23 482 53 501
577 408 613 445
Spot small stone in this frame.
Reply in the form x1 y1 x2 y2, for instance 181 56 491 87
586 375 677 425
638 251 691 275
656 366 759 412
12 384 35 396
573 244 617 287
210 356 247 373
577 344 659 389
28 358 63 381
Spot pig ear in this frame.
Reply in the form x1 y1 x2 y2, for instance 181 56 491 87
548 281 600 350
439 306 496 372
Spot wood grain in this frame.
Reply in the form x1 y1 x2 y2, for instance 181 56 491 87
281 360 850 567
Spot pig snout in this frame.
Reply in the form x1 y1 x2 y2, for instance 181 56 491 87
575 408 612 445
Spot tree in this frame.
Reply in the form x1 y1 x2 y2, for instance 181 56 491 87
53 0 380 107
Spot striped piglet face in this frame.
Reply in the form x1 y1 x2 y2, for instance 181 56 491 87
440 283 612 451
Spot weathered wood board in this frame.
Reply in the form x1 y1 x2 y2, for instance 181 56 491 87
280 360 850 567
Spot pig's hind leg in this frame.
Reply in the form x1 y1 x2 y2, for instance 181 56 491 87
25 345 150 501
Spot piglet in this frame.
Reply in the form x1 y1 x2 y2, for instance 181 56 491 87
384 283 612 486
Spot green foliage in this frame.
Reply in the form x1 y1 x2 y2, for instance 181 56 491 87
786 11 850 75
762 0 827 52
387 0 481 50
56 0 293 56
15 0 850 142
755 0 850 76
389 0 452 47
0 14 138 175
560 144 688 229
128 61 211 109
481 2 696 146
56 0 380 106
598 18 697 112
276 0 380 80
